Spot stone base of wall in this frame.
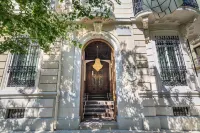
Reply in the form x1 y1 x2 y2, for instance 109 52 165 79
57 117 80 130
8 130 200 133
0 118 54 132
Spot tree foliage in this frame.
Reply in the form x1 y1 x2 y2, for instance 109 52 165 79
0 0 120 54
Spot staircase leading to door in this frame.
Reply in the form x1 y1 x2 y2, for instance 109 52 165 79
83 93 115 121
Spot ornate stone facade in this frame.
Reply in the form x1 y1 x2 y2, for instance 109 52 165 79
0 0 200 132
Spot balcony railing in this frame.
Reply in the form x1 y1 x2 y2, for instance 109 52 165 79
182 0 199 9
134 0 199 16
133 0 148 16
81 0 114 15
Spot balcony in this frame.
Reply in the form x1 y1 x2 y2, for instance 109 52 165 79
182 0 199 9
50 0 115 23
80 0 115 24
134 0 150 16
134 0 199 16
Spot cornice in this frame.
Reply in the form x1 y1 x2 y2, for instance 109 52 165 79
139 91 200 98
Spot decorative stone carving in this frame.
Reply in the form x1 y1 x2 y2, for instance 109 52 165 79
142 18 149 30
124 64 137 82
180 24 188 42
93 22 103 33
190 36 200 45
142 17 150 44
180 17 198 42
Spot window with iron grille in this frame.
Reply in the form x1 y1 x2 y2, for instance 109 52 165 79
173 107 189 116
155 36 187 86
7 45 39 87
6 109 25 118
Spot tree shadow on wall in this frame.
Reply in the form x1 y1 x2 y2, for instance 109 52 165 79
0 41 65 132
119 37 200 131
139 65 200 131
115 40 152 130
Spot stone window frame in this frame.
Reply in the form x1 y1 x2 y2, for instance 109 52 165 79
149 30 194 90
0 46 42 92
154 35 187 86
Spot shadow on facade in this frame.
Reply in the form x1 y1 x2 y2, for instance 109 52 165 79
1 37 200 132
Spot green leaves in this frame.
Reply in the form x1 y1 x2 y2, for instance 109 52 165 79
0 0 120 54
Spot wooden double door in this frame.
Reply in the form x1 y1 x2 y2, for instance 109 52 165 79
86 61 109 94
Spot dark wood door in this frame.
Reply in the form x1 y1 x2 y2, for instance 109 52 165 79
86 61 109 94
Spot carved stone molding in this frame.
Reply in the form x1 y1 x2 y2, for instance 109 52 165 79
180 24 187 42
180 17 198 42
93 22 103 33
190 36 200 45
142 17 150 44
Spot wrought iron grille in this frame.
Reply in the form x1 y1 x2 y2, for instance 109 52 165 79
155 36 187 86
173 107 189 116
7 109 25 118
7 45 39 87
133 0 145 15
182 0 199 9
133 0 199 16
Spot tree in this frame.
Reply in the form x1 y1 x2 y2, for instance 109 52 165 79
0 0 120 54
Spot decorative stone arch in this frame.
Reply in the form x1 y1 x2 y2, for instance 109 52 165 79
72 31 122 120
79 32 120 52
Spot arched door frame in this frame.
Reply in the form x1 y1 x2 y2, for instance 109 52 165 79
72 32 122 121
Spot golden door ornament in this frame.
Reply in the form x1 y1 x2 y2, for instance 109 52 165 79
93 46 103 71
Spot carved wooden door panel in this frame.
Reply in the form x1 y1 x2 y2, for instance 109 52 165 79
86 61 109 94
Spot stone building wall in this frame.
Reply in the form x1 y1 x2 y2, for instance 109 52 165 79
0 0 199 132
0 53 8 85
0 42 61 131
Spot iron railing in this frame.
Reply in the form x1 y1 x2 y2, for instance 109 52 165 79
182 0 199 9
159 67 187 86
50 0 71 11
173 107 189 116
133 0 199 15
133 0 147 16
7 109 25 118
7 45 39 87
155 36 187 86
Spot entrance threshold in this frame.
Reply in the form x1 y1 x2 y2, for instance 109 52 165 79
79 121 118 130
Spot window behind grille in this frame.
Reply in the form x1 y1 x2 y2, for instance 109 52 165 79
173 107 189 116
7 109 25 118
7 45 39 87
155 36 187 86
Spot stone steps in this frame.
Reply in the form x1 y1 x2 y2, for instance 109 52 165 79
83 101 114 104
79 121 118 130
85 97 109 100
84 108 114 112
84 104 114 108
83 93 114 122
83 117 115 121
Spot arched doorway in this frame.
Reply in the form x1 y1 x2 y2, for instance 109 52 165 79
80 40 117 121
